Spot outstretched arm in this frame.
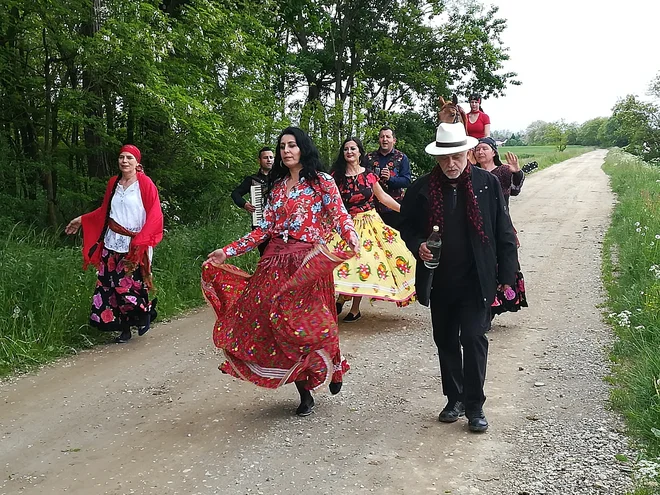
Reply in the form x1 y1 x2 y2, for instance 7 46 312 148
373 182 400 212
65 216 82 235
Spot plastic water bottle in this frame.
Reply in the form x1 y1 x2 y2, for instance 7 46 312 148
424 226 442 269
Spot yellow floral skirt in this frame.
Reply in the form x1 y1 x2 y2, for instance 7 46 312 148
328 210 416 304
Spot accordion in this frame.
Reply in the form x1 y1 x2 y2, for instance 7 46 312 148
250 183 265 226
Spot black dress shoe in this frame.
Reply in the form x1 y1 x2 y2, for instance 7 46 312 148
342 311 361 322
467 411 489 432
438 401 465 423
329 381 342 395
336 301 345 315
115 329 132 344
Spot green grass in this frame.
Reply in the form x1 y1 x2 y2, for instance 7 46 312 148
601 149 660 492
498 145 595 172
0 207 258 376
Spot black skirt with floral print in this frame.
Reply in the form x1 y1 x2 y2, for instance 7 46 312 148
89 248 150 331
491 270 528 317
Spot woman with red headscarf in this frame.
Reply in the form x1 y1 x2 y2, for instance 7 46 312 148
66 145 164 343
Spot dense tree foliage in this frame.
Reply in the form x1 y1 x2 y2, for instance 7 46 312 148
0 0 518 231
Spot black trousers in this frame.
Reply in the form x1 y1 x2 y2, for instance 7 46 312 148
430 286 490 414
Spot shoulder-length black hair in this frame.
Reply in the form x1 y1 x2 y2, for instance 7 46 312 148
270 127 325 186
330 136 367 188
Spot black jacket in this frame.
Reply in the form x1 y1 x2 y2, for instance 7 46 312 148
231 171 269 208
399 166 518 307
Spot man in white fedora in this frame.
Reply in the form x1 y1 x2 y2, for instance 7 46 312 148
399 122 518 432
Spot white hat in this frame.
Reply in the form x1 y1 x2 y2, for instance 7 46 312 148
424 122 479 156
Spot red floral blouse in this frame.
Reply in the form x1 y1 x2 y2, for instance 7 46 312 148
333 171 379 215
223 172 356 257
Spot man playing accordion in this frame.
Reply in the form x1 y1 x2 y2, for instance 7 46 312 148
230 146 273 255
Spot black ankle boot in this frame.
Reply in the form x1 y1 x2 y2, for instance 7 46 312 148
295 381 315 416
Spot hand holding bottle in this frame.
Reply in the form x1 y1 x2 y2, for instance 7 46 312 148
423 226 442 269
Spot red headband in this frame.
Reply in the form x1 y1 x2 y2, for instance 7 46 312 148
119 144 141 163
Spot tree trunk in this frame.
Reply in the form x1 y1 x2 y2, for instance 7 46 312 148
82 0 109 178
42 28 58 227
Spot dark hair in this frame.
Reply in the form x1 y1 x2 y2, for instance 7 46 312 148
271 127 325 186
258 146 272 158
468 93 484 112
379 126 396 139
331 137 367 188
475 137 503 167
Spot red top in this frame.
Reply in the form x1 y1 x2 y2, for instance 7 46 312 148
466 111 491 139
333 171 379 215
81 172 163 270
223 172 356 257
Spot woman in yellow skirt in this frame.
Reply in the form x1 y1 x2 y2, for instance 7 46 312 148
329 137 416 322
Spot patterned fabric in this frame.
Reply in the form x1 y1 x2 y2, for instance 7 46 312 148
223 172 355 256
201 239 351 390
334 171 379 215
491 270 528 316
364 149 411 213
486 165 527 315
329 211 416 304
428 164 487 243
490 165 524 204
89 248 150 331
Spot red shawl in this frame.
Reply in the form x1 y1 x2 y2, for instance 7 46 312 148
81 172 164 272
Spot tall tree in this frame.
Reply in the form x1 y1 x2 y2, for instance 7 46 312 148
578 117 608 146
276 0 517 146
606 95 660 161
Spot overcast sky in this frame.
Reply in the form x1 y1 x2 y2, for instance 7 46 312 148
469 0 660 133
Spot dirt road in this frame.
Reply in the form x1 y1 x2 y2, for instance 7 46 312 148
1 150 635 494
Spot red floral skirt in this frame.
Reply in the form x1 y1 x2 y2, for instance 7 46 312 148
201 238 352 391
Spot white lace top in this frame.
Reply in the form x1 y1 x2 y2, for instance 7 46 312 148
104 182 146 254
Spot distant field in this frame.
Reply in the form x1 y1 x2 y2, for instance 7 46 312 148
498 145 596 172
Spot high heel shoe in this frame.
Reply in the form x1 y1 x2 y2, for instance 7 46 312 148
329 381 343 395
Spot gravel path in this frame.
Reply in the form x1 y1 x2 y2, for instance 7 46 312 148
0 150 635 494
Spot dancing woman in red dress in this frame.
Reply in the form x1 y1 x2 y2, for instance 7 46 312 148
202 127 359 416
